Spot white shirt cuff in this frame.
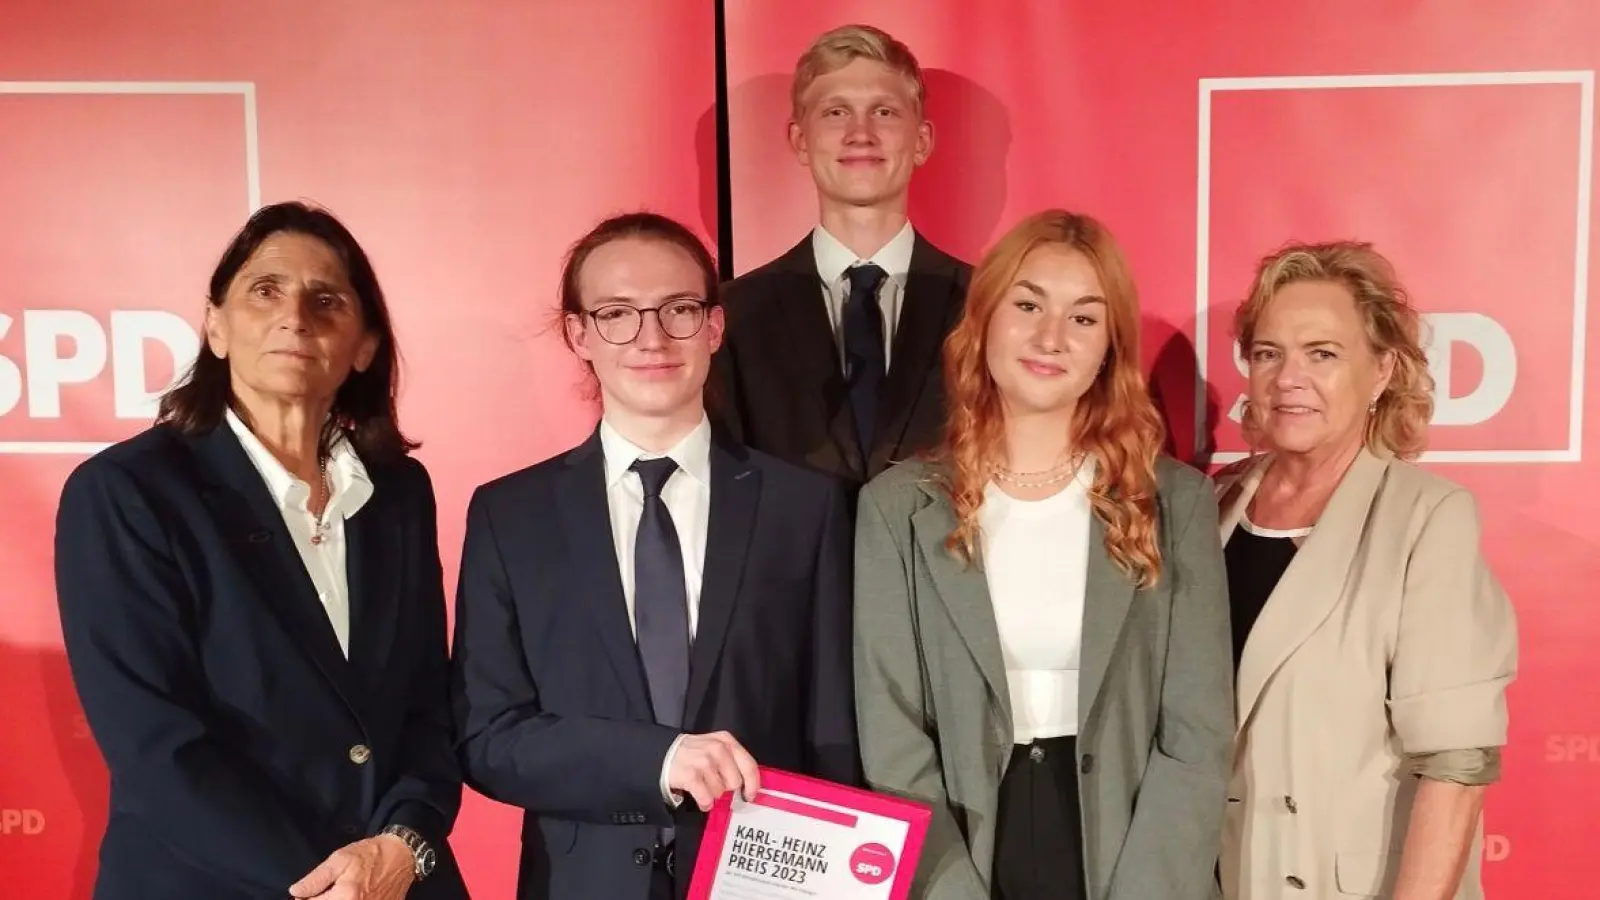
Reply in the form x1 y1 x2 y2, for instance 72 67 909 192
660 733 687 807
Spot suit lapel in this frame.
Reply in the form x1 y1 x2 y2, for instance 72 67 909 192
770 238 864 478
870 236 961 474
187 426 363 714
555 433 654 720
911 491 1012 737
1078 515 1137 729
345 485 401 689
1215 454 1271 543
683 442 761 724
1234 449 1390 733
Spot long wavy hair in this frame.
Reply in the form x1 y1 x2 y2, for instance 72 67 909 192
934 210 1167 588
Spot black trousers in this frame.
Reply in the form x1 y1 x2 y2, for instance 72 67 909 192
993 735 1088 900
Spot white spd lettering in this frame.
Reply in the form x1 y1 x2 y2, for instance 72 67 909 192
0 310 199 420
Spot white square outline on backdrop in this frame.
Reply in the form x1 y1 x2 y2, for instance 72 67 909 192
1196 71 1594 464
0 81 259 455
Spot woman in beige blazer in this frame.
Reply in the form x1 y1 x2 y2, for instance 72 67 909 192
855 210 1233 900
1216 242 1518 900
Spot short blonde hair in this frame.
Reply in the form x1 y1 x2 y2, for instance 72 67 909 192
1233 241 1435 460
790 24 925 120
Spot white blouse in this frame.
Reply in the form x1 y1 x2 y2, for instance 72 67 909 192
978 462 1095 742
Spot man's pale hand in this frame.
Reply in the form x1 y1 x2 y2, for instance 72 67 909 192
667 731 761 811
288 834 416 900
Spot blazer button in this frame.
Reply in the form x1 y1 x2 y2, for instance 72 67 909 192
1079 754 1095 774
1286 875 1306 889
1284 795 1298 814
348 744 371 765
632 848 651 867
1028 745 1045 763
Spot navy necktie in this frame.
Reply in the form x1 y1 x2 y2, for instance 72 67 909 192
631 457 690 731
842 263 888 459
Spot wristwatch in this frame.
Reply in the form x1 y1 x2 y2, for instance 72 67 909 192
380 824 436 881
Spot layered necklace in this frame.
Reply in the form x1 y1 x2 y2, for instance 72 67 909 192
992 450 1087 489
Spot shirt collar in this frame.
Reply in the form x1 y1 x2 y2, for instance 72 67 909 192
599 414 713 491
811 220 916 288
224 407 373 517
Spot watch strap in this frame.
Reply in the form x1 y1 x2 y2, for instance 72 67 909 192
380 823 434 881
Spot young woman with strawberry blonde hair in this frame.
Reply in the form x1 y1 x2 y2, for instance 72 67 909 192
854 210 1233 900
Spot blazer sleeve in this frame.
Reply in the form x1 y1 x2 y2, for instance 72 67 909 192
450 488 680 824
367 462 464 847
1388 488 1517 754
54 458 325 891
804 480 863 786
1112 482 1234 900
853 488 988 900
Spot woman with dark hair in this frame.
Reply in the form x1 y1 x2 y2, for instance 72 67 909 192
55 201 467 900
854 210 1233 900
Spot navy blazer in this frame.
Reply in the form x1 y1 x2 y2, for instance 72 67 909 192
54 423 467 900
451 428 861 900
713 232 970 490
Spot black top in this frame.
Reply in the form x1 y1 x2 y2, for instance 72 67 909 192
1224 523 1303 672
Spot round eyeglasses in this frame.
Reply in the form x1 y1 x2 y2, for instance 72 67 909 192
584 299 710 345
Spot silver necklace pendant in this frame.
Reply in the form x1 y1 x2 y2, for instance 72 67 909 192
308 457 332 545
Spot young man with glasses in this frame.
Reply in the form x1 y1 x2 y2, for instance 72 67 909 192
451 213 860 900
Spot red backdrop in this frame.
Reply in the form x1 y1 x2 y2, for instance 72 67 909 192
0 2 713 896
728 1 1598 895
3 0 1596 896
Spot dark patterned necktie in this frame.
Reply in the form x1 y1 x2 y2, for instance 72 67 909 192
630 457 690 730
842 263 888 459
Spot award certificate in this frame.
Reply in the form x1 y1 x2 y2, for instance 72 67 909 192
687 767 931 900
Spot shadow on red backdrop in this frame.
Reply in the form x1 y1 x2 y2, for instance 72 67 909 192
724 68 1010 272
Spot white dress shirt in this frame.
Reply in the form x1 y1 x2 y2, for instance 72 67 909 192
225 408 373 658
978 461 1096 742
598 414 712 805
812 220 915 370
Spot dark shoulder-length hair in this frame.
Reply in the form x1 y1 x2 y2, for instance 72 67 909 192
158 200 417 463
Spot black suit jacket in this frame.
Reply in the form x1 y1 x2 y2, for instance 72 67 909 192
54 424 467 900
713 231 970 490
450 429 860 900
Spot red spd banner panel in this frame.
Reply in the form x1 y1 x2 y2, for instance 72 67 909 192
729 1 1598 894
0 2 713 897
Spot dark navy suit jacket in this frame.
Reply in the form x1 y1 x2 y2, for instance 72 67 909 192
54 423 467 900
451 428 861 900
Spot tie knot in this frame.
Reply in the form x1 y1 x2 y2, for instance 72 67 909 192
847 263 887 298
631 457 679 498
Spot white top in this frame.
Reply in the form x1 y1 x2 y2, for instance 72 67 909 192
597 413 713 805
812 220 915 369
1239 511 1314 540
978 461 1096 742
225 408 373 658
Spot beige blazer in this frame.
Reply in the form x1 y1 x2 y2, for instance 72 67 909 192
855 457 1233 900
1215 449 1518 900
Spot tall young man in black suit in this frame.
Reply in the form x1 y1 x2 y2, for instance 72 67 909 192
715 24 972 492
451 213 859 900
